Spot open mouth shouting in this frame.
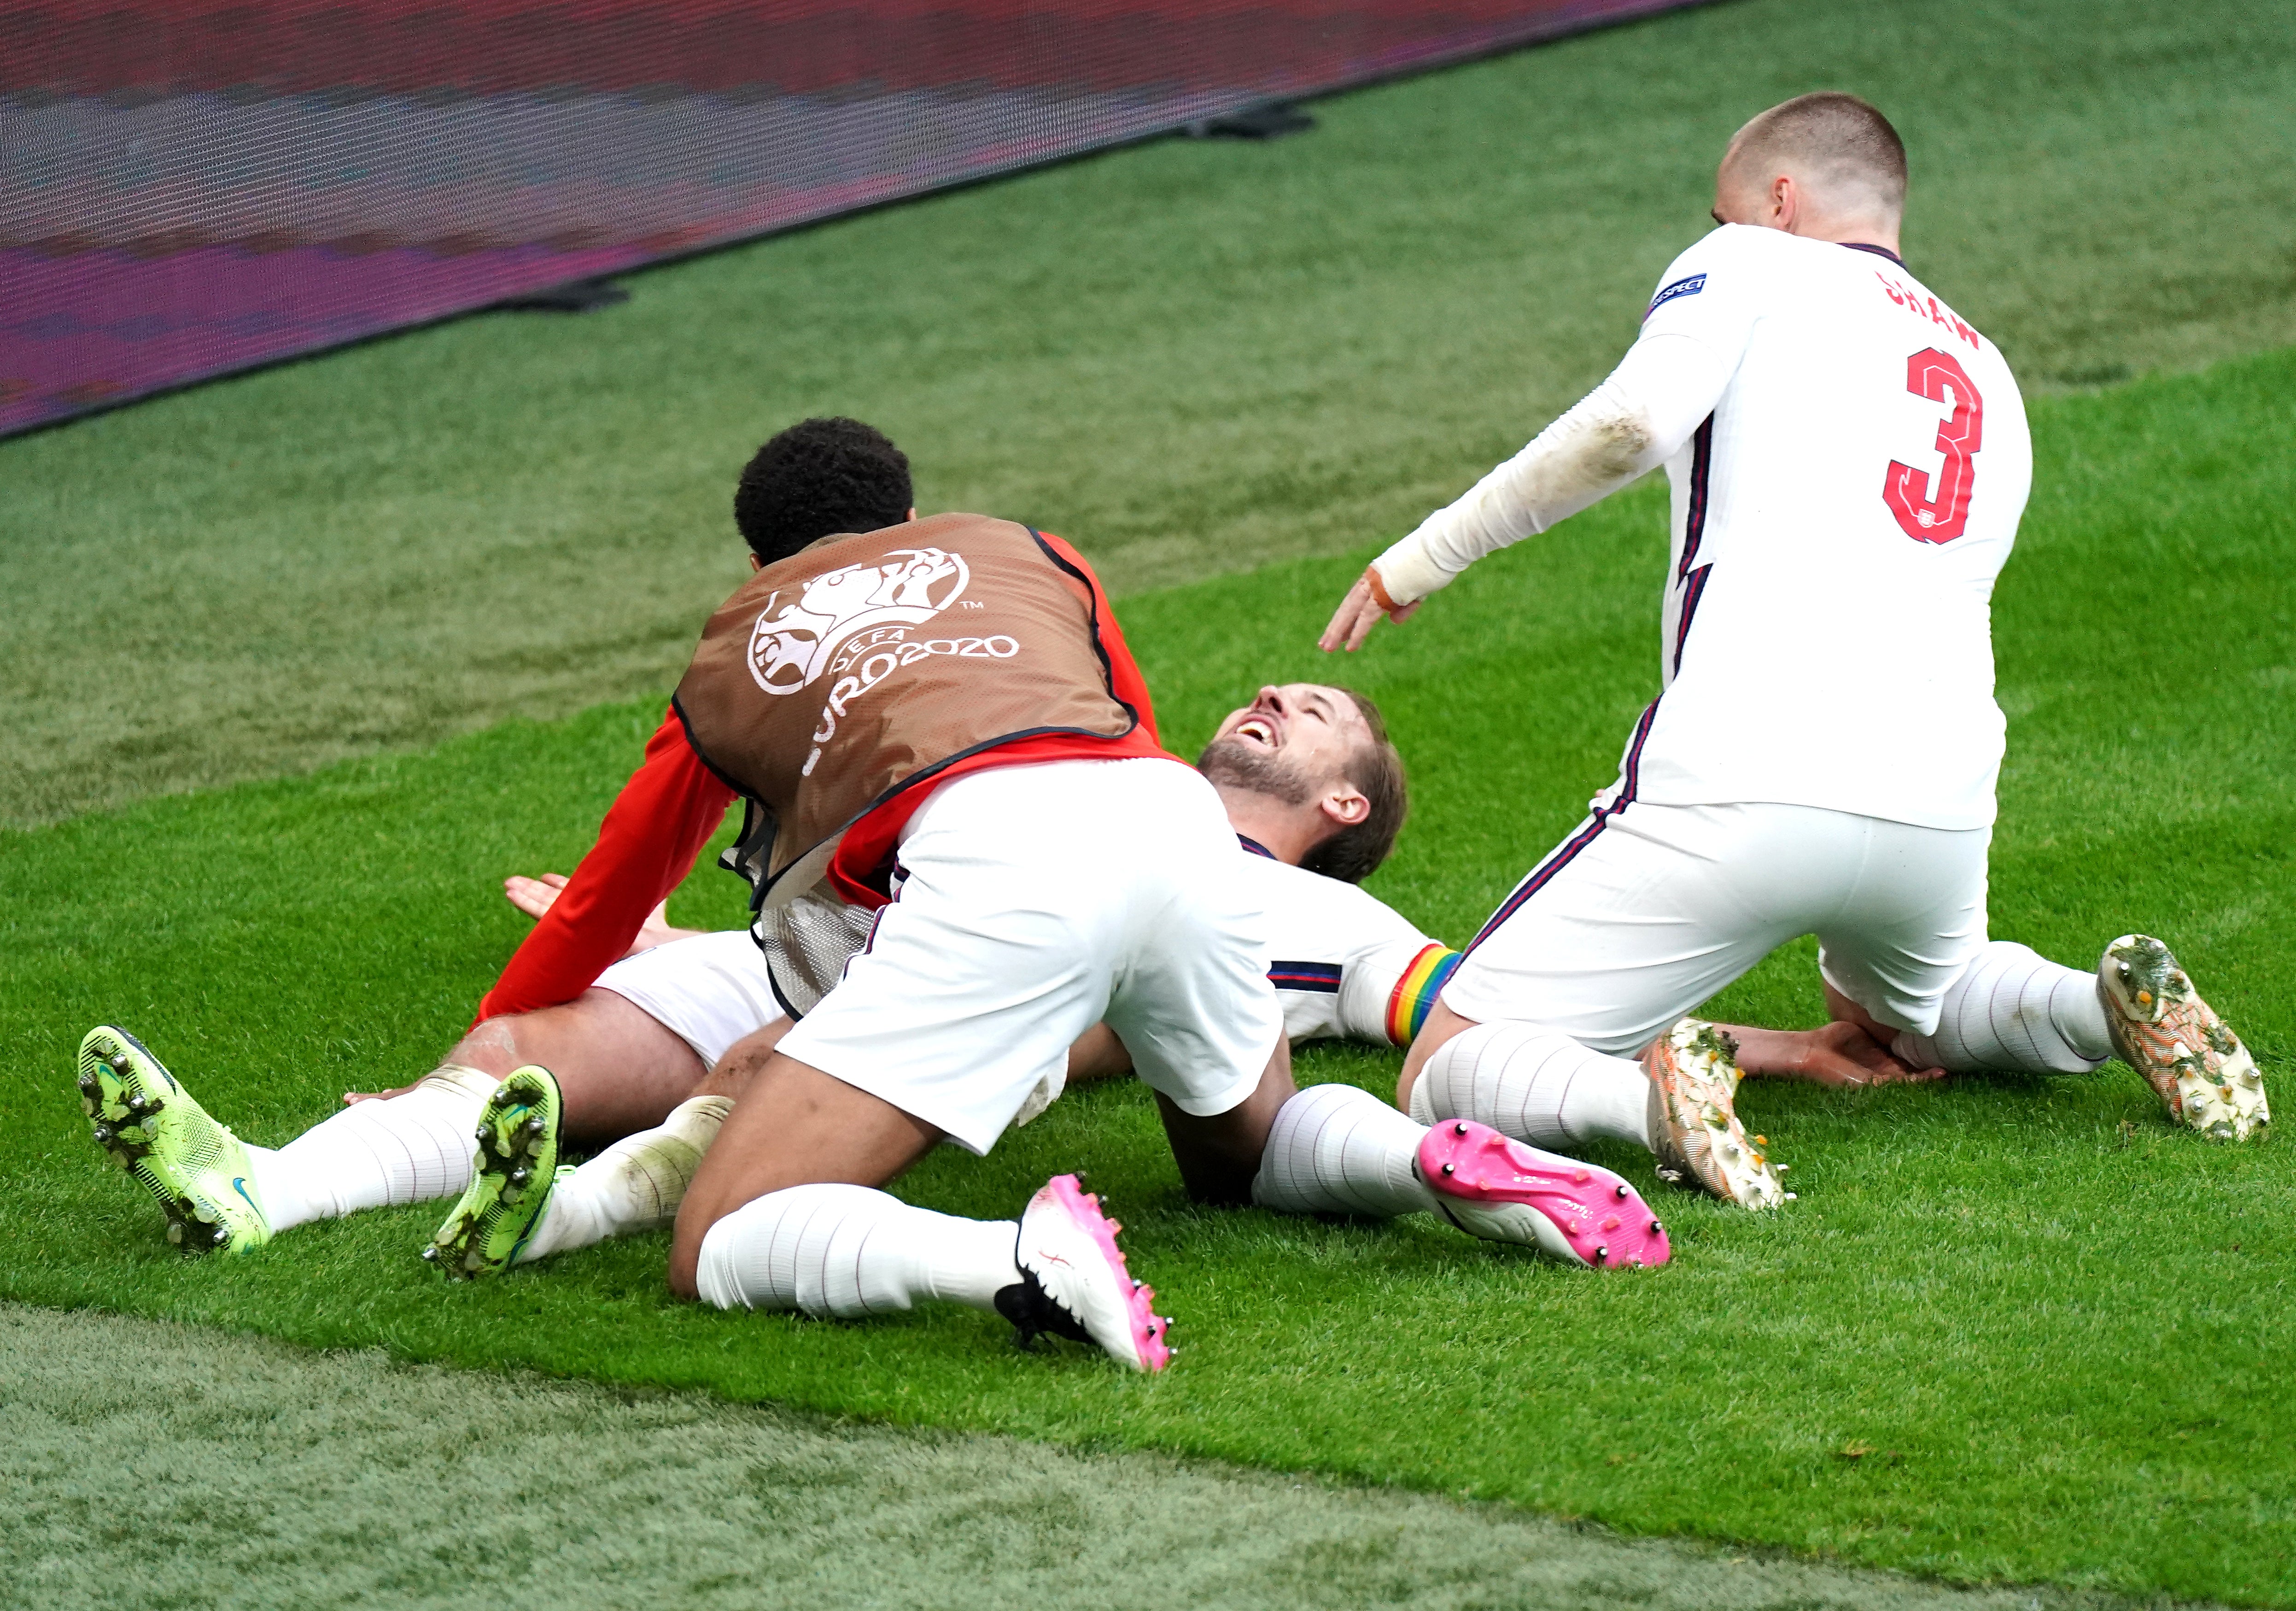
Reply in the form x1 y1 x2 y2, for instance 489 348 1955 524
1229 711 1283 751
1200 684 1371 812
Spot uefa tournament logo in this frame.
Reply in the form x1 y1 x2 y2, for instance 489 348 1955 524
747 548 971 695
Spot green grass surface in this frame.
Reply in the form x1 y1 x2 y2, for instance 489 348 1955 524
6 1304 2195 1611
6 0 2296 826
5 349 2293 1604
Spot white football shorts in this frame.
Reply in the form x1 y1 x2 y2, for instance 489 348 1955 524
777 756 1284 1154
1442 800 1990 1055
594 931 788 1070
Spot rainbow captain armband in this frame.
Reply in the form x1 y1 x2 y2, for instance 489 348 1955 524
1384 943 1461 1046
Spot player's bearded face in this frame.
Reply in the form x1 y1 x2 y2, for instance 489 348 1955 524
1197 734 1316 804
1198 683 1364 805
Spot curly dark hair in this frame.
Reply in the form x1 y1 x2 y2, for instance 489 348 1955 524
733 417 914 565
1300 689 1408 885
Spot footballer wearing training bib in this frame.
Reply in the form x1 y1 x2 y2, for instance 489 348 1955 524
1320 93 2266 1209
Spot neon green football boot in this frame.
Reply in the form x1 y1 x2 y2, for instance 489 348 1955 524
77 1025 270 1254
423 1066 563 1278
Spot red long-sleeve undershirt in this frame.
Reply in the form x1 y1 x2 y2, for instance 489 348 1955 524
474 530 1169 1025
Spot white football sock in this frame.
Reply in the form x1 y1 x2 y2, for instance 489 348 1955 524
514 1095 732 1264
1250 1083 1438 1219
1891 941 2111 1075
1408 1022 1654 1151
245 1064 498 1231
694 1183 1022 1318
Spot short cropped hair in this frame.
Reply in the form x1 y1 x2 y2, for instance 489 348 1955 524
1730 92 1907 212
734 417 913 565
1303 690 1408 885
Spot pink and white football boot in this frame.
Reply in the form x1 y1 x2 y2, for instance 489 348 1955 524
994 1174 1173 1372
1418 1120 1670 1269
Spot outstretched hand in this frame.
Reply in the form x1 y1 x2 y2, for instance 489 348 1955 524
1728 1019 1948 1088
343 1080 421 1105
1319 571 1419 653
503 873 690 958
503 871 570 920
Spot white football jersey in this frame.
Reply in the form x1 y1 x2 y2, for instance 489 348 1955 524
1623 224 2031 830
1235 844 1458 1046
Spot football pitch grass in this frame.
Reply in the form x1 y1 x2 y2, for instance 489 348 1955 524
5 0 2296 1603
5 1306 2192 1611
5 349 2294 1604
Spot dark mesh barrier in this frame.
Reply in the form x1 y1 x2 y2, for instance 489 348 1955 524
1 0 1698 436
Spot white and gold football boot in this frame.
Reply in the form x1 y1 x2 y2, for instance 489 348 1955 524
1642 1018 1789 1210
2098 935 2267 1142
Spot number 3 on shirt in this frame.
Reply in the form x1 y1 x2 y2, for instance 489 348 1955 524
1882 347 1984 544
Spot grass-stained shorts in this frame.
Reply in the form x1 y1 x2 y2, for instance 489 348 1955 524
779 756 1283 1154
